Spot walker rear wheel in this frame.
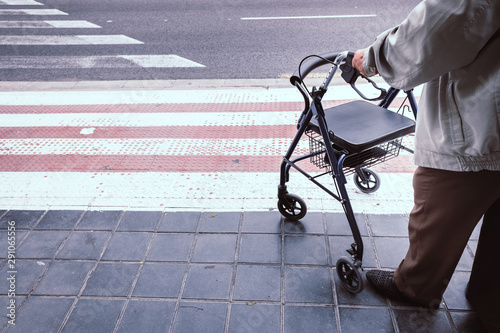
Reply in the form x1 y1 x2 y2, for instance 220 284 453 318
278 193 307 221
336 257 364 293
353 168 380 193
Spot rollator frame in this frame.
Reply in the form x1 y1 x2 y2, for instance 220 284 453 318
277 52 418 293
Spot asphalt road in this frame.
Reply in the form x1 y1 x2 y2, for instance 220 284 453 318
0 0 421 81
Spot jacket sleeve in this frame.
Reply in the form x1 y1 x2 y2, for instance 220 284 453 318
363 0 500 90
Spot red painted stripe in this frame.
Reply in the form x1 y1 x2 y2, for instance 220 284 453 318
0 154 416 173
0 125 298 139
0 98 411 114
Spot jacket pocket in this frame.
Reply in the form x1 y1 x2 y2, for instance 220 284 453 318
446 82 466 145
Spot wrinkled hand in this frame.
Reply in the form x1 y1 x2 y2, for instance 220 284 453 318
352 49 368 76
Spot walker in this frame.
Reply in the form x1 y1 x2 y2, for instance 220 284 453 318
277 52 417 293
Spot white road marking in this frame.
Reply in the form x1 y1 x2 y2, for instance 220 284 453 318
0 0 43 5
0 35 143 45
44 20 101 28
0 9 67 15
0 55 204 69
0 20 101 28
119 55 205 68
241 14 376 20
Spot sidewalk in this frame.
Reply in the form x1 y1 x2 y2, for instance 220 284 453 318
0 79 485 332
0 209 484 333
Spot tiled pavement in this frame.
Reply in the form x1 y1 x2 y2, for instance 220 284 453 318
0 209 485 333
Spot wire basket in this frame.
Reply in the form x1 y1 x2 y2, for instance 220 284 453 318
306 129 405 176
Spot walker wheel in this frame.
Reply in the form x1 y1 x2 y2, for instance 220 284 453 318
336 257 364 294
353 168 380 193
277 193 307 221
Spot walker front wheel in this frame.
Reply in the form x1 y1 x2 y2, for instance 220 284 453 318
278 193 307 221
353 168 380 193
336 257 364 294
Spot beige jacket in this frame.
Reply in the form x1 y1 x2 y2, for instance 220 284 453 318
363 0 500 171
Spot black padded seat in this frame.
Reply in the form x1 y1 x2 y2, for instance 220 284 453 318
308 100 415 153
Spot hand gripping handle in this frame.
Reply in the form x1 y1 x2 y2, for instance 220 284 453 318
339 52 387 101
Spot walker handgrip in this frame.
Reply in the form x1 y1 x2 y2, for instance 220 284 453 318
290 52 340 86
340 53 387 101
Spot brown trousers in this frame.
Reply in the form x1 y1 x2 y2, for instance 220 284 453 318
393 167 500 331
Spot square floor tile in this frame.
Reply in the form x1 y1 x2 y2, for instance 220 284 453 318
8 296 74 333
229 303 280 333
76 210 122 231
450 312 487 333
56 231 110 260
191 234 237 263
325 213 368 236
0 210 44 230
16 230 70 259
284 212 324 234
393 309 453 333
233 265 280 301
36 210 83 230
238 234 281 264
470 219 482 240
101 232 152 261
116 300 176 333
285 267 333 303
0 260 47 295
329 236 377 268
339 308 394 333
199 212 241 233
468 240 478 256
133 263 186 298
285 306 337 333
117 211 162 231
373 237 409 268
173 302 227 333
34 261 94 296
241 211 281 233
147 233 194 262
158 212 201 232
443 271 472 310
367 214 409 237
0 230 28 258
0 295 25 328
62 299 125 333
82 263 140 297
183 264 233 300
284 235 328 265
455 247 474 271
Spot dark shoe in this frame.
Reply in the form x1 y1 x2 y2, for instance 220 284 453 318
366 270 428 307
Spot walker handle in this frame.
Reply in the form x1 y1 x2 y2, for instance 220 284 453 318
340 52 387 101
290 52 340 86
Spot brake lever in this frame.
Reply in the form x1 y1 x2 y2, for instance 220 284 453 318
339 52 387 101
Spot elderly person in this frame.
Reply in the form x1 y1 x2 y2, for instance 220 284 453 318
351 1 500 331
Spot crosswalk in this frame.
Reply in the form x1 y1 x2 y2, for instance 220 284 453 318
0 83 418 213
0 0 204 69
